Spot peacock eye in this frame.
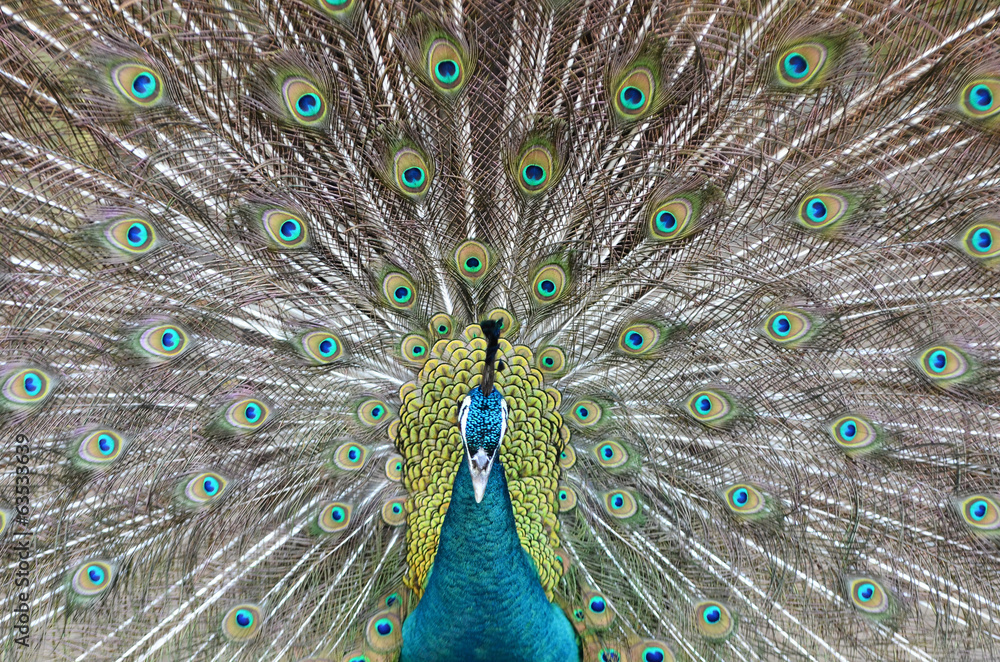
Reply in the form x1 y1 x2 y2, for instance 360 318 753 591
516 146 555 194
393 148 432 197
959 222 1000 261
916 344 971 385
139 324 191 360
77 429 125 466
617 322 663 356
796 192 849 231
762 309 814 346
454 240 491 282
593 441 628 469
112 64 165 106
225 398 269 429
184 472 228 506
694 600 735 641
722 483 767 518
956 494 1000 533
2 367 54 406
602 489 638 519
530 264 568 304
401 334 431 364
648 198 694 241
282 78 327 124
105 218 157 254
358 399 391 426
382 272 417 309
960 79 1000 119
846 577 890 615
262 209 309 249
568 399 602 428
334 442 368 471
317 502 352 533
557 485 577 511
365 611 402 651
300 330 344 364
222 604 262 641
774 42 828 87
613 67 655 119
381 497 407 526
685 389 735 427
427 39 467 93
70 559 115 599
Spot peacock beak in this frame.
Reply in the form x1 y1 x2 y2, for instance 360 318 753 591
466 445 497 504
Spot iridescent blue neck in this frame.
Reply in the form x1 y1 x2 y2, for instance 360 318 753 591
400 459 579 662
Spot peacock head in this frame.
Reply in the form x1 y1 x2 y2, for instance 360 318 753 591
457 319 509 503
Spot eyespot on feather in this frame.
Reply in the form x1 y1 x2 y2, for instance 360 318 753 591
105 218 157 254
222 604 262 641
282 77 328 125
761 309 814 346
382 272 417 309
225 398 270 430
829 414 880 456
317 502 352 533
111 63 165 106
557 485 577 512
393 148 432 197
454 240 491 282
385 454 404 482
357 399 391 426
796 192 850 231
70 560 115 598
954 494 1000 534
262 209 309 249
774 43 829 88
77 429 125 467
400 334 431 365
959 78 1000 120
647 197 694 241
333 442 368 471
138 324 190 360
915 344 972 386
365 611 402 652
2 367 54 408
685 389 735 427
381 497 407 526
298 330 344 364
846 577 891 615
694 600 735 641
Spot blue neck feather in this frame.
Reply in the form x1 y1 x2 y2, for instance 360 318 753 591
400 458 579 662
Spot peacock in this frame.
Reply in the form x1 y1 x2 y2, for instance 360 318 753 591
3 0 1000 659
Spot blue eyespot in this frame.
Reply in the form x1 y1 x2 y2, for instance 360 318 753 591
696 395 712 413
783 53 809 79
575 405 590 419
771 315 791 337
625 331 645 349
319 338 337 357
601 445 614 459
402 167 425 188
127 222 148 247
840 421 857 440
589 596 606 613
97 434 115 455
619 86 645 110
435 60 459 84
23 372 41 396
280 219 301 241
296 93 321 117
245 404 260 422
971 84 994 111
331 507 345 522
733 488 748 505
655 210 677 233
235 609 253 628
371 406 383 419
971 499 989 521
537 279 556 295
929 350 948 373
703 606 721 623
88 565 106 585
522 164 546 186
160 330 177 349
559 490 568 500
856 583 875 602
131 73 156 99
973 228 993 252
643 649 665 662
806 198 827 222
204 477 218 495
375 618 393 636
